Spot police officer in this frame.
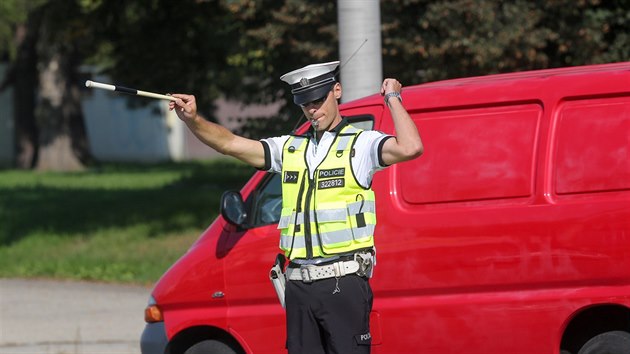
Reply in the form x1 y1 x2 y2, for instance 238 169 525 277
169 61 423 354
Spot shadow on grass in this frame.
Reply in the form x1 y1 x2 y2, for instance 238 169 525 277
0 160 255 246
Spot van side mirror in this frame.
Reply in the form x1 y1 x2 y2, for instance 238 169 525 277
220 191 247 226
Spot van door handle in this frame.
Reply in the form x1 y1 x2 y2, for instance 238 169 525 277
212 291 225 298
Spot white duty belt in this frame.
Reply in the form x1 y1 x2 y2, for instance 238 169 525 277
285 253 373 283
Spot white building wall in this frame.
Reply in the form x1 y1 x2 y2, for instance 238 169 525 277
81 74 187 162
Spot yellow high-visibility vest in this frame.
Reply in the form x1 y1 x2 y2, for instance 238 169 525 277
278 125 376 260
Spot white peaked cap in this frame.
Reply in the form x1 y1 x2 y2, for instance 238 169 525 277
280 61 340 105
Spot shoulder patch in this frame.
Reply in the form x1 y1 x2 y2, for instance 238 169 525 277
283 171 299 183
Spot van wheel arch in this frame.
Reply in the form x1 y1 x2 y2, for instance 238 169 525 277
166 326 245 354
560 304 630 354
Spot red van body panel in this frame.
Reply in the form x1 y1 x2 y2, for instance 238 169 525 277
145 63 630 354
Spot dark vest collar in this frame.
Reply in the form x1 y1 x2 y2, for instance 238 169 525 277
305 117 349 139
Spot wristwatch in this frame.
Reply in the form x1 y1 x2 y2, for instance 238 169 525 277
384 91 402 107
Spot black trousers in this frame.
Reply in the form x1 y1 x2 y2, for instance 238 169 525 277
285 275 373 354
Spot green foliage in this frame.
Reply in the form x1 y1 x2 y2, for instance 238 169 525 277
0 0 45 60
85 0 246 119
86 0 339 133
2 0 626 137
382 0 630 84
0 160 254 284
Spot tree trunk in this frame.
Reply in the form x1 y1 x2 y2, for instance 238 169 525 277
33 3 91 171
1 22 40 169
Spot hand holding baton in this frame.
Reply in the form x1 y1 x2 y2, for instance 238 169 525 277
85 80 177 102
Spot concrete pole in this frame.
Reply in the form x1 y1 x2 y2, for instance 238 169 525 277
337 0 383 103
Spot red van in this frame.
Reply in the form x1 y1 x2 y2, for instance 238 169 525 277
141 63 630 354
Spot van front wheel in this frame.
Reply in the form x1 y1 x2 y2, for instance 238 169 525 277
578 331 630 354
184 340 237 354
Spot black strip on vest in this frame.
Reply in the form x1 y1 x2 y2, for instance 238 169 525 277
349 131 370 190
287 169 307 260
303 179 316 259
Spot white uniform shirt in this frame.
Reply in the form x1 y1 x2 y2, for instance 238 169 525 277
260 122 392 188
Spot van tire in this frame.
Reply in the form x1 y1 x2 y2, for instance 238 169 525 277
577 331 630 354
184 340 237 354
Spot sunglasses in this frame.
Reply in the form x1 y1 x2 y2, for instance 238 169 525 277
299 91 330 109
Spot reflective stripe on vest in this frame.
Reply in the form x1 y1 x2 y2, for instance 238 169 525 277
278 125 376 260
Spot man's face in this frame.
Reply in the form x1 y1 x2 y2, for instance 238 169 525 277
300 83 342 132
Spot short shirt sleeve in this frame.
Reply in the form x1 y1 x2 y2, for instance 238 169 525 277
351 130 393 188
260 135 291 173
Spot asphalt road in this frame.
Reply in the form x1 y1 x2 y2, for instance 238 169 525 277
0 278 150 354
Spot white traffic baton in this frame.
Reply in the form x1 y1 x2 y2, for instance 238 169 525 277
85 80 177 102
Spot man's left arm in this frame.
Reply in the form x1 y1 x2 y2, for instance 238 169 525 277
379 78 424 165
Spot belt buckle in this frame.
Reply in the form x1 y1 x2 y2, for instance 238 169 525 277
300 265 314 283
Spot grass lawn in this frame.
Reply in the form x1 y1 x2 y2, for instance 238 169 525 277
0 159 254 285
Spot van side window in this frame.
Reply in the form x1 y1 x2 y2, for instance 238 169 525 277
554 96 630 196
250 173 282 226
398 104 541 206
346 114 374 130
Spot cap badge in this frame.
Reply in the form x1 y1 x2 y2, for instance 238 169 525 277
299 77 310 87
